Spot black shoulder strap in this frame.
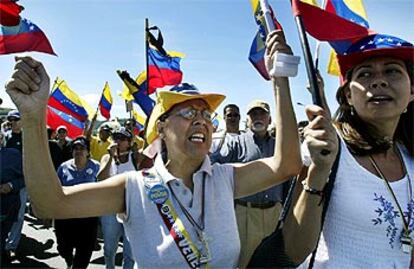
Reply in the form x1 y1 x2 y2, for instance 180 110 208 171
130 152 139 171
307 139 342 269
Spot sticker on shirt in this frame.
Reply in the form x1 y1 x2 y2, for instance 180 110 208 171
371 193 414 249
147 184 169 204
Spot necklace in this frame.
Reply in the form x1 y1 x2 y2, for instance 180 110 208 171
168 173 211 264
368 148 413 254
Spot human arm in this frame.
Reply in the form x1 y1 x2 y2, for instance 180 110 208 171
282 105 338 264
97 145 116 180
5 56 126 219
83 113 97 140
233 30 302 198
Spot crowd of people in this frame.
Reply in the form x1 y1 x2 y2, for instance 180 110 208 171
0 28 413 269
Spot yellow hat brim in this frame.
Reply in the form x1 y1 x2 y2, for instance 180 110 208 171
146 91 226 144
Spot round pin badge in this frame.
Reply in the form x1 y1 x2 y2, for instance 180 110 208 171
148 184 169 204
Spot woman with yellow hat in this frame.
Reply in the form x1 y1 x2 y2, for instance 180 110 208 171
4 30 302 268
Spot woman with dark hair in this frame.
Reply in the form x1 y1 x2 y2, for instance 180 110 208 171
250 33 414 269
54 136 100 269
97 127 135 269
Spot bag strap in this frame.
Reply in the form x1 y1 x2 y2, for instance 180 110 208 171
308 139 342 269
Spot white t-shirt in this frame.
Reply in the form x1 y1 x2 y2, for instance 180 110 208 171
109 152 136 176
300 139 414 269
210 130 239 154
119 154 240 269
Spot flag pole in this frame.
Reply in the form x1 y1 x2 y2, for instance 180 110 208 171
291 0 330 156
259 0 275 33
145 18 150 96
313 0 327 69
292 10 323 107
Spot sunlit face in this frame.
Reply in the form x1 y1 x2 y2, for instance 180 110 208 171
8 117 21 132
112 135 131 153
224 107 240 130
246 108 271 134
159 99 213 161
346 57 414 124
99 129 111 141
57 129 67 140
72 144 88 160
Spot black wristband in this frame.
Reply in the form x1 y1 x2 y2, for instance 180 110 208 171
301 180 325 205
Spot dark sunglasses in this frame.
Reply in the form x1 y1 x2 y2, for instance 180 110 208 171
225 113 240 118
113 135 129 141
8 118 20 122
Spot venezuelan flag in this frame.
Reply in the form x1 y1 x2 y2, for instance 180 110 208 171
291 0 374 55
248 0 283 80
147 47 183 94
117 70 155 117
132 110 146 133
48 79 89 122
47 106 85 139
325 0 369 76
0 1 55 55
98 82 112 120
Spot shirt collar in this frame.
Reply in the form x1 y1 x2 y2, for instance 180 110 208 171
154 154 213 184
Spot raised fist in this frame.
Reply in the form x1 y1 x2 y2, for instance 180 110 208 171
5 56 50 121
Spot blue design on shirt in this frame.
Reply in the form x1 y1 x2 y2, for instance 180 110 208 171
372 193 414 249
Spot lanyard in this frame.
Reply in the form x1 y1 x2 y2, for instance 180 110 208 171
368 149 412 237
145 170 212 267
168 173 211 264
168 173 206 234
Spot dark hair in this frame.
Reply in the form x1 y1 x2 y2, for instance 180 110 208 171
223 104 239 115
333 61 413 156
71 136 91 153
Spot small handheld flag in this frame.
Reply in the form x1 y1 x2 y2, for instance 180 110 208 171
98 82 112 120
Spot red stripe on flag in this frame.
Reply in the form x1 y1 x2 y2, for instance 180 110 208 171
0 31 55 55
46 107 84 139
48 97 86 122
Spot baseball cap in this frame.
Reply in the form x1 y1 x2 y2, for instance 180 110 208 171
71 136 90 151
112 127 133 140
7 110 21 120
246 100 270 115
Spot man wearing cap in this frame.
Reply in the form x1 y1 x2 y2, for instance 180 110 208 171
0 143 24 266
55 125 73 165
84 116 113 162
55 136 100 269
210 104 241 154
210 100 291 269
4 110 22 152
97 127 136 269
3 109 26 260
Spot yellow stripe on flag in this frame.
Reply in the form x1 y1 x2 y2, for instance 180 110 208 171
103 82 112 103
327 0 368 76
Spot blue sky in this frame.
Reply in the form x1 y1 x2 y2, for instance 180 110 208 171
1 0 413 126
